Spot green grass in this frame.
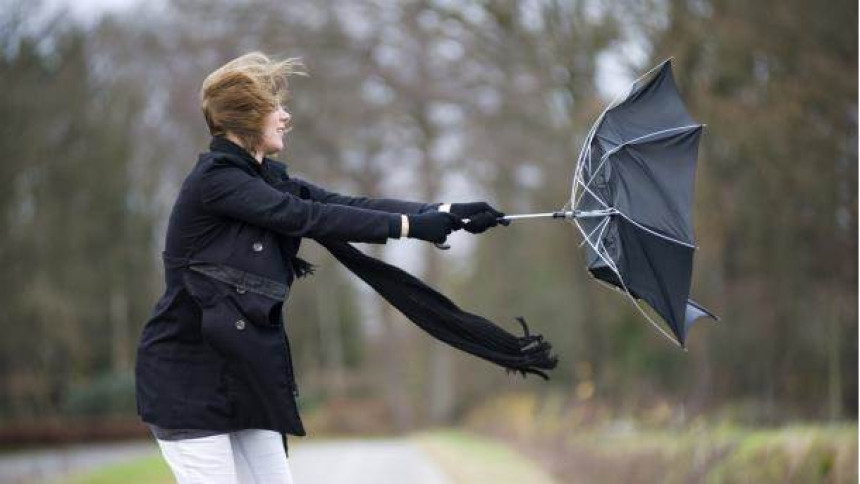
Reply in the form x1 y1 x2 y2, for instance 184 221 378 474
412 428 557 484
702 424 858 484
553 422 858 483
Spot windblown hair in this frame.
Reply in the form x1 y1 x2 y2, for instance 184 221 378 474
200 52 305 152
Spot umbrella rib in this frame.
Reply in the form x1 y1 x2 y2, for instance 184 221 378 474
604 124 703 158
573 217 622 281
595 216 612 250
572 121 601 203
613 210 696 249
590 216 614 256
621 287 684 348
573 147 612 211
578 215 611 248
574 178 611 210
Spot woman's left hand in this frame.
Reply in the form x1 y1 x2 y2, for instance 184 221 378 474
447 202 510 234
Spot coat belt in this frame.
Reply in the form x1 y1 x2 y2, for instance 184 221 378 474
162 252 288 301
188 264 288 301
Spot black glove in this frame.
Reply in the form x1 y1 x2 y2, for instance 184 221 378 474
407 212 464 243
449 202 510 234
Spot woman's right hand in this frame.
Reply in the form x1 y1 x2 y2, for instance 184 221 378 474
407 212 463 243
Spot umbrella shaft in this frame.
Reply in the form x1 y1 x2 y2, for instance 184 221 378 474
500 209 614 221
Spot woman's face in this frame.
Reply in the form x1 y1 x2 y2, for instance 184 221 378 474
258 105 291 156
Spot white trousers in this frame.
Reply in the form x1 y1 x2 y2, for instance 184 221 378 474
154 429 295 484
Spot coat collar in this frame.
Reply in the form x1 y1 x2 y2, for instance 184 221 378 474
208 136 289 175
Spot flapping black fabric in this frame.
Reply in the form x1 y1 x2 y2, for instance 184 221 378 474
316 238 559 379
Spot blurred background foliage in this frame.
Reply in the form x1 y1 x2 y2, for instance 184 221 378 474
0 0 855 458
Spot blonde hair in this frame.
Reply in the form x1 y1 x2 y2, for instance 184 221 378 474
200 52 305 151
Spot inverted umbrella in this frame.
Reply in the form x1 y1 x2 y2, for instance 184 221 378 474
493 59 718 347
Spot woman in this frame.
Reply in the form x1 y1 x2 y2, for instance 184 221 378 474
134 52 508 483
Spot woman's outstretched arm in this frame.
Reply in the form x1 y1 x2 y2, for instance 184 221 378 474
289 176 443 215
199 156 401 243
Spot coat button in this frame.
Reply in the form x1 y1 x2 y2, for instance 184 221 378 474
252 241 263 252
235 319 246 330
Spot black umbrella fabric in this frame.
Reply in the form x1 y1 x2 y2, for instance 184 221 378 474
570 59 717 347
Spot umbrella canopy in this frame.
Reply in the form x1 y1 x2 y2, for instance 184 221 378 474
570 59 717 347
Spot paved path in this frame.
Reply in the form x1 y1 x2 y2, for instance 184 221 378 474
289 438 450 484
0 438 450 484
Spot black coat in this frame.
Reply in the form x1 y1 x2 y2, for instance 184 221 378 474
134 136 437 438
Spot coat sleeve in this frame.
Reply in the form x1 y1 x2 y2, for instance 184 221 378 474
198 158 400 243
291 177 441 215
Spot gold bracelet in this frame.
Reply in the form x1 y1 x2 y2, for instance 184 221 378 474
401 214 409 238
